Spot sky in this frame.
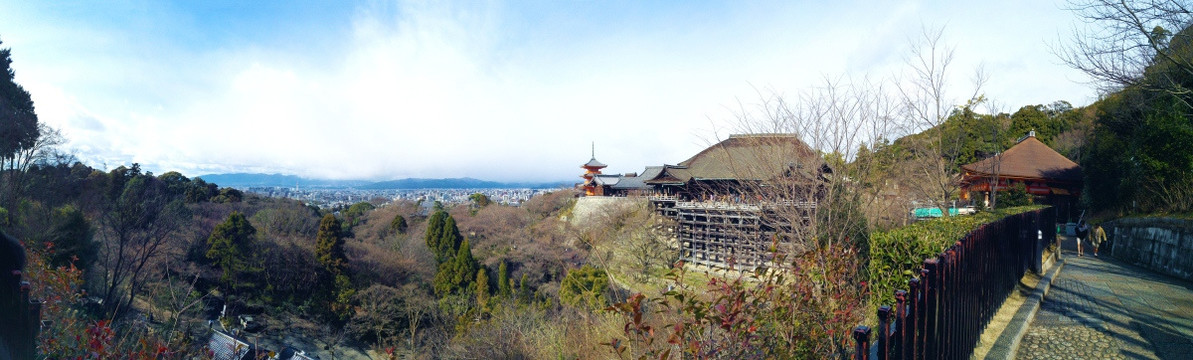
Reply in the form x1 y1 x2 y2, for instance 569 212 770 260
0 0 1098 182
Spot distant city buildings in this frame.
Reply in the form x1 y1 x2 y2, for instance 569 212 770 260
240 186 555 209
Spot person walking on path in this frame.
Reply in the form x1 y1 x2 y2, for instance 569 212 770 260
1091 224 1107 257
1076 221 1089 256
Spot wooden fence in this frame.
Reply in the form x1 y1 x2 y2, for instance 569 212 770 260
853 207 1055 359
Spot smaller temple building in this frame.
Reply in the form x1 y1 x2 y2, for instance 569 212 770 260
960 131 1083 219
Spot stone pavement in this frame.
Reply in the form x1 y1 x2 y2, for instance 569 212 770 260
1015 238 1193 360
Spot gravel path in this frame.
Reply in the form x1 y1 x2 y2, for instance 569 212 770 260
1015 242 1193 360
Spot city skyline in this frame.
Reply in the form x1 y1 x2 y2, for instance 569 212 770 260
1 0 1096 182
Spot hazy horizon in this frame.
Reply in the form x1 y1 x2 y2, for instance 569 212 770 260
2 0 1096 182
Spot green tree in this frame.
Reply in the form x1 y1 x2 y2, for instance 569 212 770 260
211 187 243 203
424 211 447 262
0 37 41 215
559 265 609 310
518 273 531 304
439 217 462 257
426 211 463 264
315 214 353 320
316 214 347 275
205 211 260 292
997 182 1032 208
342 201 375 227
156 171 190 197
497 260 511 298
0 37 38 158
475 268 490 313
389 214 408 234
185 178 216 203
45 204 96 270
432 238 477 296
469 193 491 208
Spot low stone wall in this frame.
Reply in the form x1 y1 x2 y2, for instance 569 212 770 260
1107 217 1193 281
568 196 643 226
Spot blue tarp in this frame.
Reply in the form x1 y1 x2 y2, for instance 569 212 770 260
912 207 961 218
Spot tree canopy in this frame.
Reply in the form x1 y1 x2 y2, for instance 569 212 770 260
559 265 609 310
432 238 478 297
206 211 260 292
424 210 462 264
0 37 39 163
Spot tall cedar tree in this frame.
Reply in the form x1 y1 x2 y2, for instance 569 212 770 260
497 260 511 298
0 37 41 216
424 210 464 264
316 214 347 274
315 214 354 320
432 238 477 296
424 211 446 262
206 211 260 292
518 273 531 304
0 37 39 163
437 216 462 263
475 269 490 313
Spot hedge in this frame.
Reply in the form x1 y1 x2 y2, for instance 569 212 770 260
867 206 1044 306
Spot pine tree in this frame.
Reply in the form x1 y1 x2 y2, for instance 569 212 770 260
0 37 39 162
432 238 478 296
497 260 511 298
424 211 447 262
0 37 40 214
206 211 260 292
476 268 490 312
518 273 531 304
437 216 462 262
314 214 353 320
390 214 408 234
316 214 347 274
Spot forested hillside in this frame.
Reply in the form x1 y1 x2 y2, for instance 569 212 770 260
3 1 1193 359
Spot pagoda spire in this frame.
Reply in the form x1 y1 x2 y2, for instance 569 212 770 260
580 141 607 196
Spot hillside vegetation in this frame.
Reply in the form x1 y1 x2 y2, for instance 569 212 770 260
4 3 1193 358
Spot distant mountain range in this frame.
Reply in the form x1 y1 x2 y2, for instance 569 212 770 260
196 173 570 190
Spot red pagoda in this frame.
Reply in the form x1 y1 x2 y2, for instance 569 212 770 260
580 143 607 196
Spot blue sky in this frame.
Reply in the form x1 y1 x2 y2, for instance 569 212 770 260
1 0 1095 182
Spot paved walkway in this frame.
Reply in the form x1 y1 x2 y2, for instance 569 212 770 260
1015 238 1193 360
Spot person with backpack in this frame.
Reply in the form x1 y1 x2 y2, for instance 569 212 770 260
1076 221 1090 257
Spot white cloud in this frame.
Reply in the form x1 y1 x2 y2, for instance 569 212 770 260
4 0 1096 182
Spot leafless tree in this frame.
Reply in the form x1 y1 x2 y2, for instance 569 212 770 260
896 27 987 215
95 174 187 317
717 75 907 253
144 264 210 347
1 123 65 211
1059 0 1193 103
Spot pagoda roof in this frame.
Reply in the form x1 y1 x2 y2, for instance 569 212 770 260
961 135 1082 183
582 158 607 168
